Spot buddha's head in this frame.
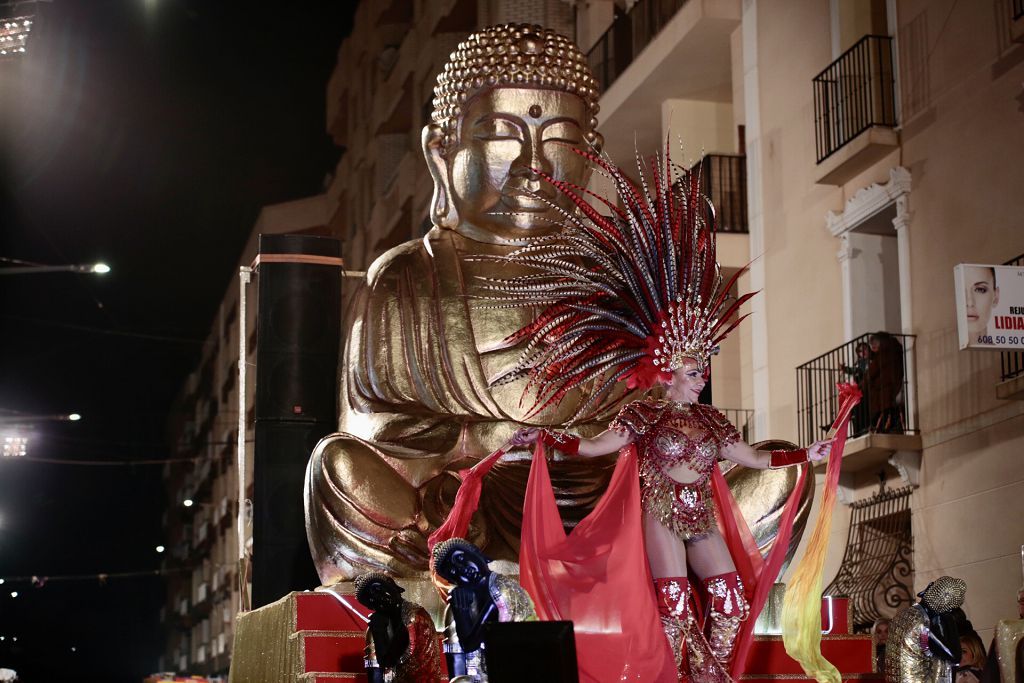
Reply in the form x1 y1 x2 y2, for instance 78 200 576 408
431 537 491 588
353 572 405 612
423 24 602 244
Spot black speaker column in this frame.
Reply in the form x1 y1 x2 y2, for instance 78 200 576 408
252 234 341 608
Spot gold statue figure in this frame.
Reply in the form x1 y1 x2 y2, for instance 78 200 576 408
305 24 612 582
304 24 811 584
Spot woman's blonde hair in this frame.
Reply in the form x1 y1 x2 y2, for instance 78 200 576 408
960 630 986 667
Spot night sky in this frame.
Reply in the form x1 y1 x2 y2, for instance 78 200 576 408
0 1 353 680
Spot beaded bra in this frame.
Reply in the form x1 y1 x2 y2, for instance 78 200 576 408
610 398 741 478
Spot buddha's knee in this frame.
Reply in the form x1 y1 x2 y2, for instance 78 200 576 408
306 433 426 532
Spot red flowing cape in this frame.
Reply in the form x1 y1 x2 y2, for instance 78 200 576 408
519 444 808 682
428 443 809 682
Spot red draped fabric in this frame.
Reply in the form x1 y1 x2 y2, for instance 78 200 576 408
428 415 870 682
519 444 677 682
426 447 508 554
516 442 808 682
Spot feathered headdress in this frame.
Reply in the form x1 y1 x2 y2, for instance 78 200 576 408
476 144 755 422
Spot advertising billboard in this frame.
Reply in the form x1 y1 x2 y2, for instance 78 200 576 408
954 263 1024 350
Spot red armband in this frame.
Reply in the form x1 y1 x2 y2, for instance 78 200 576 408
768 448 808 469
541 430 580 455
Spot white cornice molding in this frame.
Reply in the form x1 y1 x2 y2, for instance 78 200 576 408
826 166 912 237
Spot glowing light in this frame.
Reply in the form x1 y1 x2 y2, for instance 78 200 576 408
3 436 27 457
68 413 82 421
155 545 165 553
0 15 33 59
183 499 194 508
0 579 4 584
91 263 110 274
9 591 17 598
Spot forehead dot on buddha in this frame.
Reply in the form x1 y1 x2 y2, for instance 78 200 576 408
529 104 542 118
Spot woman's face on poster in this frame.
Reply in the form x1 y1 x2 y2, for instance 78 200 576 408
964 266 999 337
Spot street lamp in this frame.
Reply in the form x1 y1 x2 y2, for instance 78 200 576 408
0 258 111 275
0 412 82 425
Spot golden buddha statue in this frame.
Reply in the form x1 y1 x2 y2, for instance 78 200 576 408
305 24 811 585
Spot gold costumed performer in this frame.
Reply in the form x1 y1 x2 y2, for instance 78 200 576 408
428 147 862 682
885 577 967 683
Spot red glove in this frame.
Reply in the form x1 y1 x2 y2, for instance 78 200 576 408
540 429 580 455
768 448 808 469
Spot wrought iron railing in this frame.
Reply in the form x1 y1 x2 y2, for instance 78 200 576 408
693 154 748 234
721 408 754 443
586 0 687 90
1001 252 1024 382
796 332 917 446
812 35 896 163
824 481 914 631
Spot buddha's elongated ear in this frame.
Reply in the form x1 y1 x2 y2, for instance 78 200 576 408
422 124 458 230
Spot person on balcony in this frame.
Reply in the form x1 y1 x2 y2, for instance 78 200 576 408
866 332 905 434
842 342 872 436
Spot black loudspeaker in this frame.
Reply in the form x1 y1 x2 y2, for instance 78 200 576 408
252 234 341 608
483 621 580 683
254 234 341 424
252 421 326 607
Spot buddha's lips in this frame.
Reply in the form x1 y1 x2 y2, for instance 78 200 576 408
502 188 554 211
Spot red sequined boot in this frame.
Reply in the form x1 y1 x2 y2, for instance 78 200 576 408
703 571 750 664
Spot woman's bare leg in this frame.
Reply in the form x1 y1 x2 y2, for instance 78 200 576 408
643 511 688 577
643 512 693 676
684 531 736 579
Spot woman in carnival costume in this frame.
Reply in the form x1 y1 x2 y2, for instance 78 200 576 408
431 146 848 682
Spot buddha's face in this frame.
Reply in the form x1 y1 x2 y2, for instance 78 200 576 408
441 548 489 587
429 87 593 243
359 579 403 611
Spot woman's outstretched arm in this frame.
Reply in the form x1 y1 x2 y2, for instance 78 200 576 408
720 438 832 469
510 427 633 457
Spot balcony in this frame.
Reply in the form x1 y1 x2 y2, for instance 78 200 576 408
587 0 687 91
721 408 754 443
692 154 748 234
587 0 740 163
796 332 921 481
813 35 898 185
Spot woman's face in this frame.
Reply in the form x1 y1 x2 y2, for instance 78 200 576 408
964 266 999 337
669 359 706 403
959 639 975 667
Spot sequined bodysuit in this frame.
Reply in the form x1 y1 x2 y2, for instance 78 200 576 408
610 398 742 541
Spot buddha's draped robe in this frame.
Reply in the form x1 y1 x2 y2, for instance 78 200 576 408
305 227 620 582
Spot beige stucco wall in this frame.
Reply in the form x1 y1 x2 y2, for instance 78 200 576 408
753 0 1024 638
